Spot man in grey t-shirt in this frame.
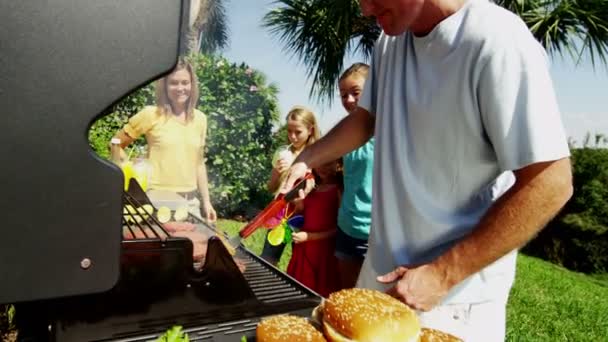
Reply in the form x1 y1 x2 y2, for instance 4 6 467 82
282 0 572 340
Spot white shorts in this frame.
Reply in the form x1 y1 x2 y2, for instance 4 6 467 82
418 299 508 342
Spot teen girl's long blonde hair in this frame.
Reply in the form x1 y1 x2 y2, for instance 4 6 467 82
155 59 200 122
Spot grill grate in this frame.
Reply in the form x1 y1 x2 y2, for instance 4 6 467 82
122 192 169 241
240 256 310 304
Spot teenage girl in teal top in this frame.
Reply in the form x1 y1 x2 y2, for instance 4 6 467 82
335 63 373 289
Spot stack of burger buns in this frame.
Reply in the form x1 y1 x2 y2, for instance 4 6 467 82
257 288 462 342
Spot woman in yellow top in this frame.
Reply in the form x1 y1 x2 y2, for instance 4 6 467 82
113 59 217 222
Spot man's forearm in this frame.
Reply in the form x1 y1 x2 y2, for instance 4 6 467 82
433 158 573 288
297 107 374 169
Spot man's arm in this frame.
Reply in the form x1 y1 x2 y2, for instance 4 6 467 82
380 157 573 310
281 107 374 191
437 157 572 284
302 106 374 168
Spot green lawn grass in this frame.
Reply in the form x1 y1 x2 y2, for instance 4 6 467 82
506 255 608 341
217 219 608 341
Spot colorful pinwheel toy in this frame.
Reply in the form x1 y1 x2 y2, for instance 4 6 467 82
266 205 304 246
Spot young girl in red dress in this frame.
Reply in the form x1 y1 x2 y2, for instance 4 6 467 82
286 159 342 297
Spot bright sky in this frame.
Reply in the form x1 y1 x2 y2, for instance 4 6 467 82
222 0 608 145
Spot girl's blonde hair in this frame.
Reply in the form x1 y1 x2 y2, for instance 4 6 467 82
285 106 321 147
338 62 370 83
155 59 200 122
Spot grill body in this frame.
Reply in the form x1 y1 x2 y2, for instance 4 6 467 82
0 0 185 303
50 247 321 341
16 182 322 341
2 1 323 340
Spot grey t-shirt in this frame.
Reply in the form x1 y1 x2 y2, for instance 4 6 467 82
357 0 570 304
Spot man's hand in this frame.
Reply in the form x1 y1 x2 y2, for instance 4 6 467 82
377 263 450 311
280 161 309 194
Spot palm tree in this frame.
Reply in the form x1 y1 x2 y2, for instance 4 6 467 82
263 0 608 102
187 0 230 54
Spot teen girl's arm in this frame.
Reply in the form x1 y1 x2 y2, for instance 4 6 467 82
292 227 337 244
267 167 283 193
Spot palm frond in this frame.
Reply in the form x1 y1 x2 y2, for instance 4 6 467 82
263 0 378 103
196 0 230 54
263 0 608 103
500 0 608 68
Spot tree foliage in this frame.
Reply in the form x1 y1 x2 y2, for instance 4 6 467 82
190 0 230 54
264 0 608 102
263 0 378 102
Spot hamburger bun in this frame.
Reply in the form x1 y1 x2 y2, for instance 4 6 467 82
321 288 420 342
419 328 463 342
257 314 326 342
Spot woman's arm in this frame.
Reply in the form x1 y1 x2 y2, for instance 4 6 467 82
111 130 135 160
197 153 216 222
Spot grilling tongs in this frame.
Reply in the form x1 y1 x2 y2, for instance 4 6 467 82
226 173 314 248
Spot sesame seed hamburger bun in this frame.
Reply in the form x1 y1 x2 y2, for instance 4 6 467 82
419 328 463 342
321 288 420 342
257 314 326 342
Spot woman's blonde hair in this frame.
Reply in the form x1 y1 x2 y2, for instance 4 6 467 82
339 62 370 83
155 59 200 122
285 106 321 147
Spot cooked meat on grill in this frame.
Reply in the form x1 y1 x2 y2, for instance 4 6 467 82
233 257 247 273
163 221 196 232
122 225 246 273
170 230 208 262
122 228 154 239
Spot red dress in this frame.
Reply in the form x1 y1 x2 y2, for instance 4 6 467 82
287 185 340 297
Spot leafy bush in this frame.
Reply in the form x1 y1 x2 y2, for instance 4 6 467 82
88 53 281 217
0 305 15 333
523 146 608 274
191 54 280 215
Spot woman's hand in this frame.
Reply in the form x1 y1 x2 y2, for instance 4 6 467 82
292 231 309 244
202 201 217 223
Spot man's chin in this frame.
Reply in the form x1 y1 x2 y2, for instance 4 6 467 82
378 22 409 36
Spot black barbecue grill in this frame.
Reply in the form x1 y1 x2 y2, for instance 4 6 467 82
14 181 322 342
1 1 322 341
32 181 321 342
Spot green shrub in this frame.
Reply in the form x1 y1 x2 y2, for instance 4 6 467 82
523 146 608 274
88 53 281 217
0 305 15 333
191 54 280 216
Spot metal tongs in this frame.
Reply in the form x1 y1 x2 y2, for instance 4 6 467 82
226 173 314 248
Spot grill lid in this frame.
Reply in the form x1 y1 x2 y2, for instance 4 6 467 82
0 0 185 304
